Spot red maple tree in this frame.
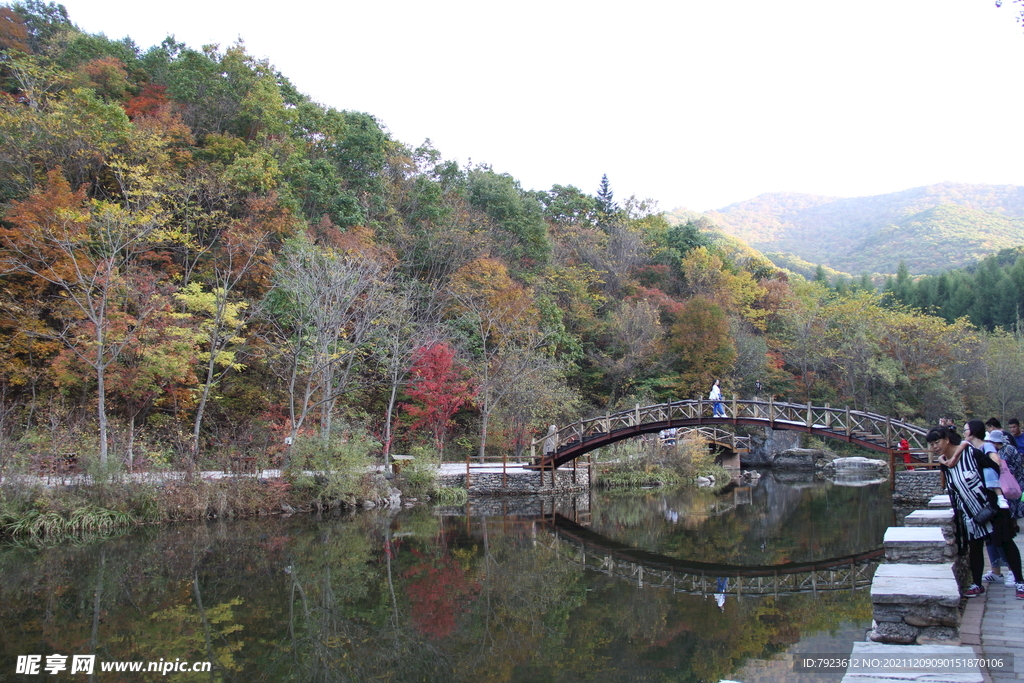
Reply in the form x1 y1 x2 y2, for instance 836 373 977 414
402 342 477 460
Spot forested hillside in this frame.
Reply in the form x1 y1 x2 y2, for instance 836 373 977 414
667 183 1024 277
884 247 1024 331
0 1 1020 473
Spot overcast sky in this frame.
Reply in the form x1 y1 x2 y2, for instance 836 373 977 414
56 0 1024 212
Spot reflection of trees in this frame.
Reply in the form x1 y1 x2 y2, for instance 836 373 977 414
0 499 875 683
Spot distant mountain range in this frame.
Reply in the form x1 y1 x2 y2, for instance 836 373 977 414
665 182 1024 277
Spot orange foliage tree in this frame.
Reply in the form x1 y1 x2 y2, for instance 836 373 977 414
0 172 168 466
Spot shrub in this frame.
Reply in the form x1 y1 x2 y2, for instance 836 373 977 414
286 422 380 504
398 458 439 499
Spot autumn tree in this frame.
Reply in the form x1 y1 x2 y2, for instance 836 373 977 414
664 295 736 397
980 329 1024 422
55 289 199 469
449 257 549 461
174 198 278 456
495 354 578 459
267 231 393 456
0 171 167 466
401 341 476 462
590 299 664 407
369 282 444 463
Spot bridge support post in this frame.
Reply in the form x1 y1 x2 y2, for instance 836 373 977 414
635 403 640 427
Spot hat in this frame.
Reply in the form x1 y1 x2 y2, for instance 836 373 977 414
986 430 1005 444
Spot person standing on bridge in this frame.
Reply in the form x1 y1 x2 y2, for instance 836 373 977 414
928 424 1024 599
543 425 557 456
709 379 726 418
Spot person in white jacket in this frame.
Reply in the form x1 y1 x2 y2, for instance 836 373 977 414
709 379 725 417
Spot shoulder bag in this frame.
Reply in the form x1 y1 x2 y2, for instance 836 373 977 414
973 501 998 526
997 455 1023 500
969 445 999 526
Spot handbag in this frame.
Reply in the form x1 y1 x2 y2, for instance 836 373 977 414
973 502 998 526
998 457 1023 500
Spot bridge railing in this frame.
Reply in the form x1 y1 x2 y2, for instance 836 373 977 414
532 397 929 463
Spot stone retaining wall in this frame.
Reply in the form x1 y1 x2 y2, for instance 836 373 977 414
892 469 944 506
439 467 592 496
458 491 591 517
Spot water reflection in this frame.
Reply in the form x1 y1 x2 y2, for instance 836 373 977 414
0 473 889 682
592 470 892 565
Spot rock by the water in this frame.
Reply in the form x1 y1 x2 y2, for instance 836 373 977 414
772 448 820 470
829 456 887 472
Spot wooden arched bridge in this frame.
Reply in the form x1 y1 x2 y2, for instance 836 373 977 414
530 398 930 470
539 514 883 597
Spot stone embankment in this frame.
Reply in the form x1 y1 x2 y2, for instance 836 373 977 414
437 463 591 496
840 494 984 683
892 469 945 506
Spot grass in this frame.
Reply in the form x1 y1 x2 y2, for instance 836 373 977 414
595 434 734 489
0 505 135 538
430 486 469 505
0 470 390 542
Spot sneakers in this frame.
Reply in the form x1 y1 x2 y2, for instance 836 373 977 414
963 584 985 597
1017 584 1024 600
1007 574 1017 587
997 495 1010 509
983 571 1001 582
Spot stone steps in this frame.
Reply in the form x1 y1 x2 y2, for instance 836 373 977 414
848 495 986 682
883 526 950 564
903 509 956 558
841 642 983 683
869 563 961 645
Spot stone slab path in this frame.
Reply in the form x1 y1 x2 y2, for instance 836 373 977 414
960 533 1024 683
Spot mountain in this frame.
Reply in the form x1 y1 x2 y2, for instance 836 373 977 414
665 183 1024 276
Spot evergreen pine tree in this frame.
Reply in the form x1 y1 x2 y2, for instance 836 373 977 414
597 174 618 215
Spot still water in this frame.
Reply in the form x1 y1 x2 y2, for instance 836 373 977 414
0 471 892 682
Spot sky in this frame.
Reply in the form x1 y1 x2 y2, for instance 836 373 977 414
55 0 1024 212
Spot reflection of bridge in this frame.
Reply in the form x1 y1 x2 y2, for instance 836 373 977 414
539 514 882 597
530 398 929 470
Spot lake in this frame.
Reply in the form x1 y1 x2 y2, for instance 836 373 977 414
0 470 893 682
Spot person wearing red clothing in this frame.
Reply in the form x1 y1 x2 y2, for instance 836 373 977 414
898 435 912 470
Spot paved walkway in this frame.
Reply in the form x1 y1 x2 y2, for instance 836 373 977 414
962 534 1024 683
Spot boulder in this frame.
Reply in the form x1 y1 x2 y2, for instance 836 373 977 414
829 456 887 472
868 620 919 645
772 448 820 470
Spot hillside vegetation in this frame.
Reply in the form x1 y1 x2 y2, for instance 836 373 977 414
667 183 1024 276
0 2 1021 476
